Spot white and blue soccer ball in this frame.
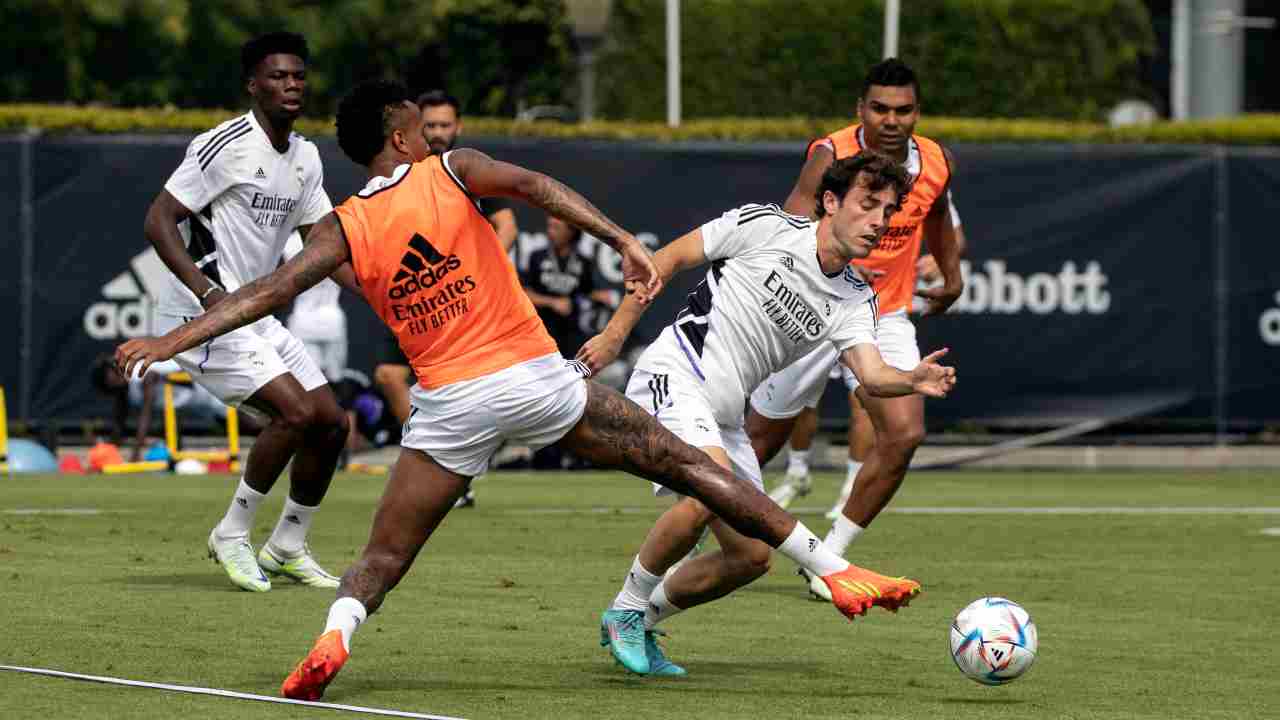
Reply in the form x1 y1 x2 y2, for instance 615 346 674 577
949 597 1038 686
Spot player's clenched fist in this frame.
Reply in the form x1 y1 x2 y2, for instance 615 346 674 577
115 337 177 380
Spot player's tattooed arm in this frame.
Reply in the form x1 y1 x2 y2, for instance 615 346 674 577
115 214 350 378
144 190 226 308
575 227 709 374
917 146 964 316
299 222 361 292
446 148 660 303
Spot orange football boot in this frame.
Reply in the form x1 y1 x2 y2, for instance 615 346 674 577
281 629 349 700
821 564 921 620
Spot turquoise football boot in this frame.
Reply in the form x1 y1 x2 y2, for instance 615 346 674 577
600 609 649 674
645 629 687 677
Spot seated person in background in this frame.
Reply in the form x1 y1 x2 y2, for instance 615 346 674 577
90 354 225 461
522 215 616 357
331 369 402 456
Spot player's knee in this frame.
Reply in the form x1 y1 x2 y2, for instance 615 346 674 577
879 422 925 461
676 496 717 528
727 541 772 582
276 397 318 433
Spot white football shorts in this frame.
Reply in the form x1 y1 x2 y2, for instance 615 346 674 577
626 368 763 497
401 353 589 477
749 310 919 419
157 314 328 407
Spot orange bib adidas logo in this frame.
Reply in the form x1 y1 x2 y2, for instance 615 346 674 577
389 233 462 299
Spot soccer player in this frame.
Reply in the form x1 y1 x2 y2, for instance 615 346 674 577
372 89 520 504
141 31 347 592
576 154 955 676
116 80 905 700
746 58 966 600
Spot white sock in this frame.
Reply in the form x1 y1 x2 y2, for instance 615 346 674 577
267 497 318 555
787 448 811 477
215 479 265 539
644 582 684 629
846 459 863 485
823 514 865 556
324 597 367 653
777 521 850 576
610 556 663 612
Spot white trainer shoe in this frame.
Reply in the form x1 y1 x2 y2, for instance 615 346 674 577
258 544 340 588
768 471 812 510
207 529 271 592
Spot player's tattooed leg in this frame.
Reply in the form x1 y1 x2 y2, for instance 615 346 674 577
561 381 797 546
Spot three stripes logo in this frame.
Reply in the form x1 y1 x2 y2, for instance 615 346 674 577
388 233 462 299
254 167 267 180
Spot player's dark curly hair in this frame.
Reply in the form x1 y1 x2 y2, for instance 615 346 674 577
241 32 309 79
336 80 413 167
812 151 911 219
860 57 920 104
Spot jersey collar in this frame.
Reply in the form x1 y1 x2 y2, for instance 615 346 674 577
857 126 919 179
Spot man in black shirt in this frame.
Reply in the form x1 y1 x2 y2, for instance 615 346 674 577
521 216 611 356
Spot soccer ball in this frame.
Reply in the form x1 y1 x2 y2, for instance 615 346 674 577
949 597 1038 685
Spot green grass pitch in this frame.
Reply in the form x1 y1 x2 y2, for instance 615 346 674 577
2 469 1278 719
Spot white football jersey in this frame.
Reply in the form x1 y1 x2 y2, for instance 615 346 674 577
280 231 345 340
158 110 333 315
635 204 878 426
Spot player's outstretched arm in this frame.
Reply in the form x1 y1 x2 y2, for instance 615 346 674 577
116 214 350 378
445 148 660 303
841 345 956 398
575 228 709 374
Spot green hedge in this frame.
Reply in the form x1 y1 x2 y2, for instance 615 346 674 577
4 104 1280 145
598 0 1156 122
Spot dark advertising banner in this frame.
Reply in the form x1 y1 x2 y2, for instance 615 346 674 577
2 133 1277 430
1225 153 1280 425
0 139 24 406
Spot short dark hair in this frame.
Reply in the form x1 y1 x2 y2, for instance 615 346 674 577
241 32 309 79
415 90 461 117
860 57 920 104
813 151 911 219
336 80 412 166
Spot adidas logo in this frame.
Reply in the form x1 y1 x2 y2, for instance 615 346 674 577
84 248 170 340
255 167 267 180
285 514 300 524
779 256 795 272
388 233 462 299
236 497 248 508
910 205 924 217
807 538 818 552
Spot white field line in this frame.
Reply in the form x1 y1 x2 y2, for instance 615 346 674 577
501 506 1280 516
1261 527 1280 536
1 508 130 515
0 665 466 720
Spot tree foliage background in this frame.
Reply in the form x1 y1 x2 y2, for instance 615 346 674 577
0 0 1155 121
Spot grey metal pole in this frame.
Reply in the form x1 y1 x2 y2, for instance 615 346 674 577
18 130 38 421
883 0 900 59
666 0 680 127
1171 0 1190 120
1191 0 1245 119
578 43 598 123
